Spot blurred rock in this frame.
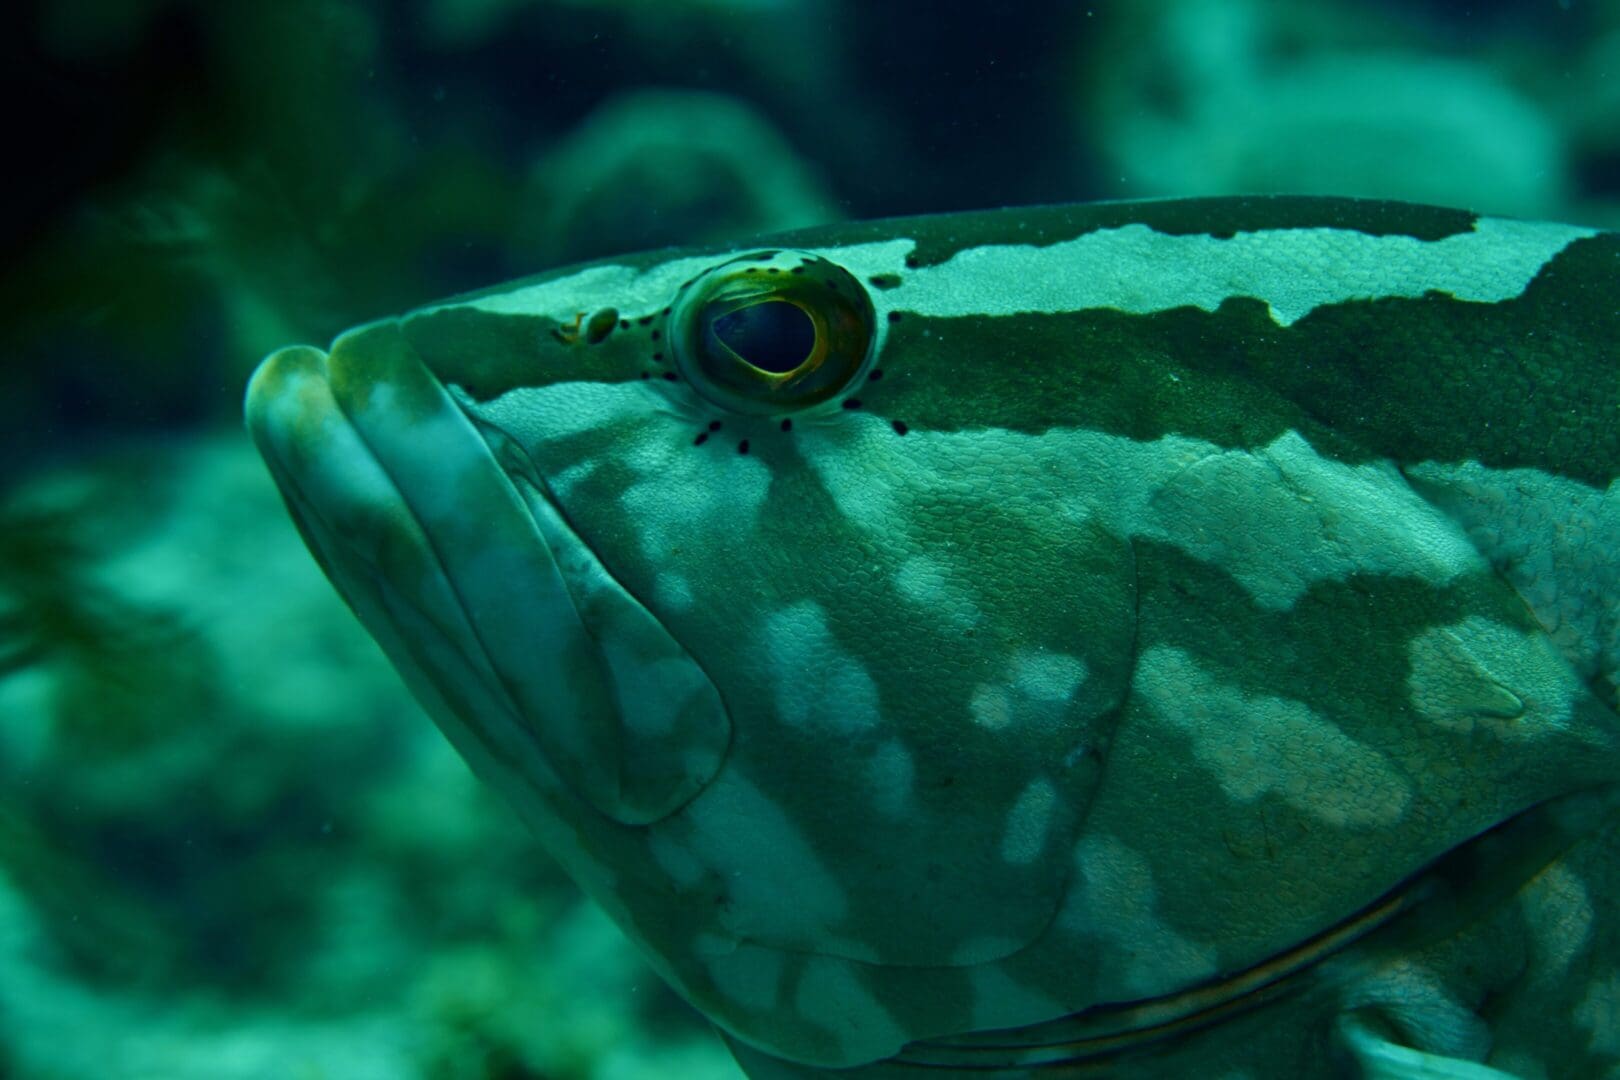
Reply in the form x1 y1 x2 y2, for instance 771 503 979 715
1085 0 1568 217
516 89 839 264
1563 15 1620 226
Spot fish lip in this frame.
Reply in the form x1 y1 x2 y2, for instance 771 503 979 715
245 330 570 804
248 321 731 827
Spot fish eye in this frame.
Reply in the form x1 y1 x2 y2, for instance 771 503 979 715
667 249 875 415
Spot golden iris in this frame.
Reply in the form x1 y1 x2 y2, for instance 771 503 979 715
668 250 875 415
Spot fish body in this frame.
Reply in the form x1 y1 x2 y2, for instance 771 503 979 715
245 197 1620 1078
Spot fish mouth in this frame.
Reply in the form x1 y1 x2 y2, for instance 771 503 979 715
245 320 729 827
244 328 572 811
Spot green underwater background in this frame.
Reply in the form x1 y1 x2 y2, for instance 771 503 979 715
3 1 1620 1076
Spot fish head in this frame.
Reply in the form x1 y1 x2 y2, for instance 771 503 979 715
247 200 1620 1070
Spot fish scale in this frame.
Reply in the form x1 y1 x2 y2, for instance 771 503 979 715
246 196 1620 1078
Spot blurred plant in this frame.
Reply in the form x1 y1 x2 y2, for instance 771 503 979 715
0 474 210 755
0 473 216 989
1 0 520 484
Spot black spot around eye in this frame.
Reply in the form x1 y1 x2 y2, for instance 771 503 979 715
711 301 815 374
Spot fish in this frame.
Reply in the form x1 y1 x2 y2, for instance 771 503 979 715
244 196 1620 1078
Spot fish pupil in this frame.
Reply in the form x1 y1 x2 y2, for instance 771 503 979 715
711 300 815 374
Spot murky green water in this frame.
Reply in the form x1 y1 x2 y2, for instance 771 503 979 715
2 2 1616 1076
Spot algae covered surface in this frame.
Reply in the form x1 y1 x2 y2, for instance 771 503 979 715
2 2 1618 1077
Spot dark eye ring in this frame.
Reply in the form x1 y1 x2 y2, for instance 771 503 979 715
667 250 875 415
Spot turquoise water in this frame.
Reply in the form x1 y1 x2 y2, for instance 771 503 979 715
2 2 1617 1076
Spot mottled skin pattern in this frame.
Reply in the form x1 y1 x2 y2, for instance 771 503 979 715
245 197 1620 1078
